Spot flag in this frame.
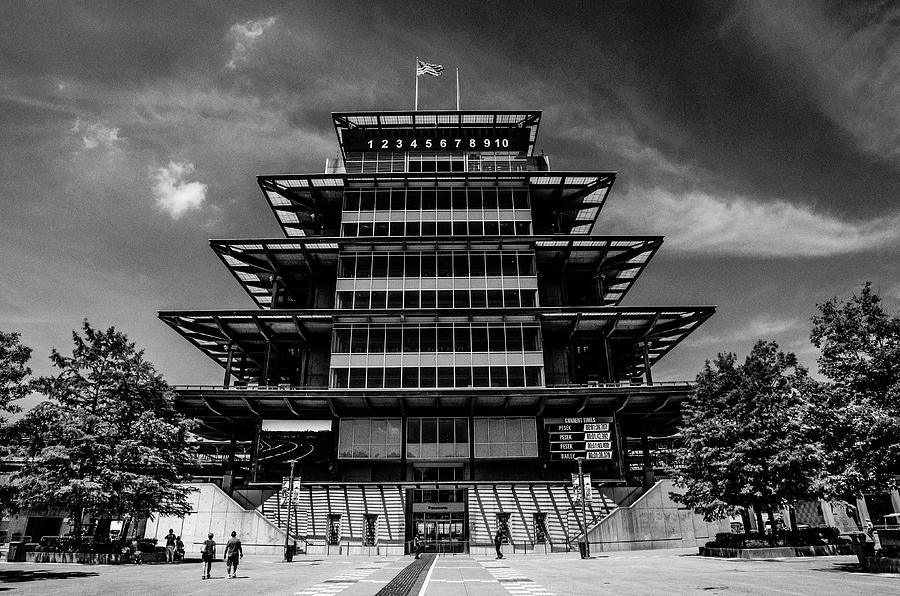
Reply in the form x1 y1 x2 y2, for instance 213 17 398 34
417 59 444 77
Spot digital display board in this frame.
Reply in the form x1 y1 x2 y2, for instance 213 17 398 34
545 417 615 461
342 127 530 152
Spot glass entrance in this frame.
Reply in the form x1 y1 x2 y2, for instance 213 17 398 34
413 511 466 553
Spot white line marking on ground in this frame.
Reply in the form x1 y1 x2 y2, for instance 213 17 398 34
415 554 438 596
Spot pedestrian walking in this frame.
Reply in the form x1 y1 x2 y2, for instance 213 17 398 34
413 533 423 559
225 530 243 579
175 535 185 562
201 532 216 580
494 529 504 559
164 528 177 563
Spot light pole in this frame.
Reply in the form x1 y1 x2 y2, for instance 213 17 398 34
578 457 590 558
284 459 297 562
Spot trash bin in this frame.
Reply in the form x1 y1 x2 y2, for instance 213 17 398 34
578 541 587 559
8 542 25 563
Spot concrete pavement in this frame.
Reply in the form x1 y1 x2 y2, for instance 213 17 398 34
2 549 899 595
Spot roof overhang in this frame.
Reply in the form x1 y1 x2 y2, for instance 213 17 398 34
332 110 542 158
210 235 662 308
170 382 693 440
159 305 714 382
258 171 615 237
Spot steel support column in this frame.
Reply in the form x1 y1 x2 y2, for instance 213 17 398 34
223 343 234 387
642 343 653 385
249 417 262 483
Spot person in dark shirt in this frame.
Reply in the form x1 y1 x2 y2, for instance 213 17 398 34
224 531 243 579
201 533 216 580
164 529 177 564
175 535 185 562
494 529 504 559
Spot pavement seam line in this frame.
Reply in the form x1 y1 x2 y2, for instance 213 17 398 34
415 554 438 596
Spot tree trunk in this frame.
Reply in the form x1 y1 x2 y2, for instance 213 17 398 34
120 516 132 542
754 505 765 536
71 504 84 549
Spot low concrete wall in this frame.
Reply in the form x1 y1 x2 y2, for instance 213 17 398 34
305 543 404 556
700 544 854 559
144 483 287 556
25 551 168 564
585 480 731 552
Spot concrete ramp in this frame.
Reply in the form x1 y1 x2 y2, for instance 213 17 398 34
585 479 731 552
144 482 288 555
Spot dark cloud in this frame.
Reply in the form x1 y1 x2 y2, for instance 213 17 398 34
1 0 898 390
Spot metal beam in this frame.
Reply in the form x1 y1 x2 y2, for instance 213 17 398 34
324 393 338 418
283 397 301 418
203 396 226 417
241 396 261 417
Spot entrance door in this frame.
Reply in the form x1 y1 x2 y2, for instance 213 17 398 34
412 511 466 553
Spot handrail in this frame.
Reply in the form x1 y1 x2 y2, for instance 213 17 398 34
171 381 695 391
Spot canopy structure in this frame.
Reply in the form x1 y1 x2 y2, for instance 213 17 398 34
210 235 662 308
258 171 615 237
159 306 714 384
332 110 542 157
170 382 693 441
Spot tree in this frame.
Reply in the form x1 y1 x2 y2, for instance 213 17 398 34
671 341 821 533
0 330 31 423
0 331 33 512
13 321 197 542
808 282 900 501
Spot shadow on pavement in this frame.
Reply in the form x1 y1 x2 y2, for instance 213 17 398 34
0 569 99 584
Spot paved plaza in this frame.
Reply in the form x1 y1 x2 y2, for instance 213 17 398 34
1 549 898 595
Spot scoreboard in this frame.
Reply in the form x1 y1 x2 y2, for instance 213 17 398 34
341 127 530 153
544 417 615 461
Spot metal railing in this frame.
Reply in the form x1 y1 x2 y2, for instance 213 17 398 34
171 380 694 391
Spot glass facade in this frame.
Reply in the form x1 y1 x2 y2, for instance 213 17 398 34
343 151 527 174
474 417 539 458
337 418 402 459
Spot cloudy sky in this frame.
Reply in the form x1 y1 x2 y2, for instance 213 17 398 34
2 1 899 398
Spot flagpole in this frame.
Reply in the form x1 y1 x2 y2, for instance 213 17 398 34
456 67 460 111
415 57 419 111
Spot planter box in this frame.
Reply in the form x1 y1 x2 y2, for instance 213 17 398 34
860 556 900 573
700 544 854 559
24 551 167 565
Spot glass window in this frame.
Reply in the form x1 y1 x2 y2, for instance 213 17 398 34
471 290 487 308
474 418 538 459
339 418 402 459
420 367 436 388
490 366 506 387
332 368 348 388
473 366 490 387
366 368 383 389
455 367 472 388
355 255 371 277
401 254 418 277
349 368 366 388
438 253 453 277
438 366 455 387
403 327 420 352
372 255 388 277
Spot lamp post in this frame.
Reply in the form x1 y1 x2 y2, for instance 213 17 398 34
578 457 590 558
284 459 297 562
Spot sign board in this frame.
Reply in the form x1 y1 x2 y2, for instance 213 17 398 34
411 502 466 513
544 417 615 462
342 127 530 153
571 473 592 501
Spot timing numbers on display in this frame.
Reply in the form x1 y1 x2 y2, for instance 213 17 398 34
366 137 512 150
